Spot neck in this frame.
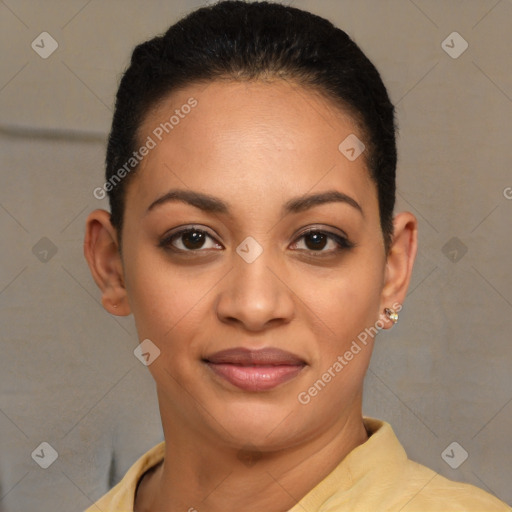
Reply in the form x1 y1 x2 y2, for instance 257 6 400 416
135 399 369 512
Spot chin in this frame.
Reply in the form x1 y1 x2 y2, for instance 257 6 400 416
207 398 308 450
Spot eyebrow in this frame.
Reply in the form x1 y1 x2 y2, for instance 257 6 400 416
146 188 363 216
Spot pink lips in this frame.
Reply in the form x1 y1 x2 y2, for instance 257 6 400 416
204 347 306 392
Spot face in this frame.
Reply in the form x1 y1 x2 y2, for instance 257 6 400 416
103 79 403 450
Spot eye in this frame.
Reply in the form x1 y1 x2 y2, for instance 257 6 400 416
159 225 354 256
159 226 223 252
290 228 354 255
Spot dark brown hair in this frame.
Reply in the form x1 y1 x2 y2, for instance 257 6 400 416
105 0 397 251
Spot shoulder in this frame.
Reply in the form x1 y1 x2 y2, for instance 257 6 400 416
321 418 511 512
83 441 165 512
393 457 511 511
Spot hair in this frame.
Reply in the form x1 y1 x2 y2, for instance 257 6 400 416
106 0 397 251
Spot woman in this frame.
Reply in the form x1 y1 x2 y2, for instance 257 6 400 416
83 1 511 511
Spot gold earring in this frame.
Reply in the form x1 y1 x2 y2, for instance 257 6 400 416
384 307 398 324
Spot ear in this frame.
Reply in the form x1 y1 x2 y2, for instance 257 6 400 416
379 211 418 329
83 209 131 316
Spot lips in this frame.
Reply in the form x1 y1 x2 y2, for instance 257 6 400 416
204 347 306 391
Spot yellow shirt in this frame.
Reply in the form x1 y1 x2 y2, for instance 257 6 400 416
85 417 511 511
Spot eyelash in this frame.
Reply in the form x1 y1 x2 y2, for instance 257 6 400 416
158 225 355 256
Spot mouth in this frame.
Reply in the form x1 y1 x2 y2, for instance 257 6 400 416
203 347 307 392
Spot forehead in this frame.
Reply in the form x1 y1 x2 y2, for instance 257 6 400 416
127 79 377 217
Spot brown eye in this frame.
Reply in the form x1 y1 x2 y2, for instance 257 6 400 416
304 231 328 251
159 227 222 253
180 230 207 250
291 229 354 254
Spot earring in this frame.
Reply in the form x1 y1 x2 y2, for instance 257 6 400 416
113 303 119 309
384 307 398 324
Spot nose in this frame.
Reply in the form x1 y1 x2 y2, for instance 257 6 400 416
215 245 295 332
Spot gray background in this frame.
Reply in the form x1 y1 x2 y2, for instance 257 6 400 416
1 0 511 510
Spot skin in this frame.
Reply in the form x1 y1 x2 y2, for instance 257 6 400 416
84 79 417 512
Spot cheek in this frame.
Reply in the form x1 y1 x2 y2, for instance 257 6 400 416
125 255 212 390
302 252 384 377
122 243 203 344
309 254 383 334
